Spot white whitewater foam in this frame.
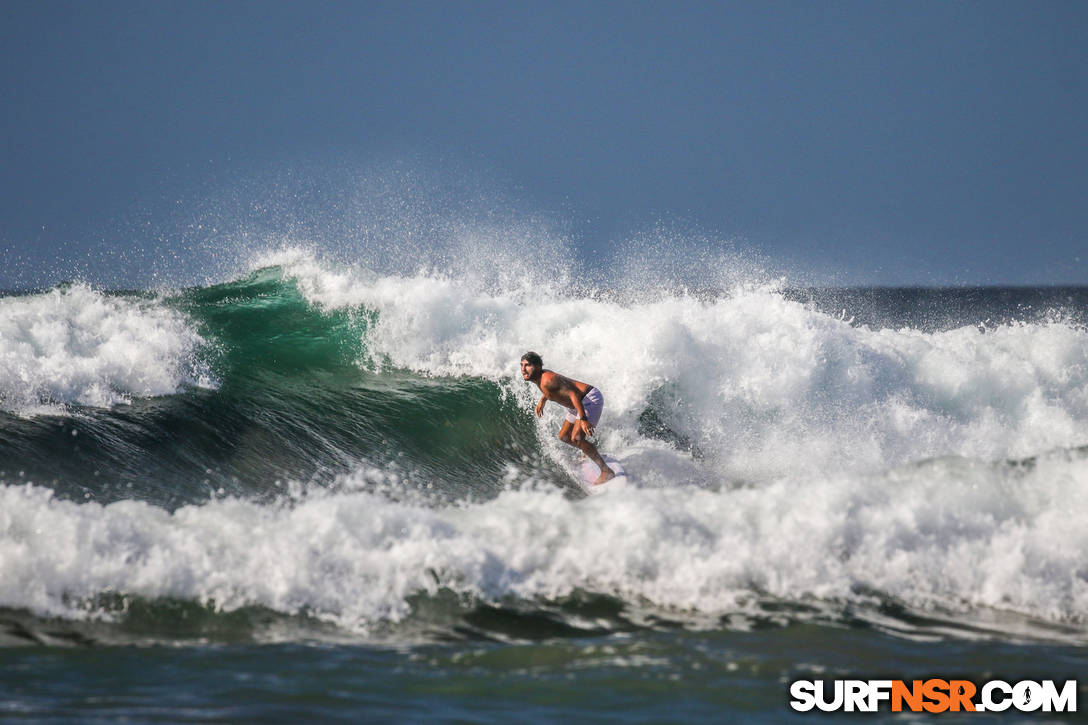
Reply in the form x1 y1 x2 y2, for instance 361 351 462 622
261 249 1088 480
0 284 212 414
1 447 1085 629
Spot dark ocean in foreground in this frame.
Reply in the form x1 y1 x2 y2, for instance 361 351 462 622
2 251 1086 722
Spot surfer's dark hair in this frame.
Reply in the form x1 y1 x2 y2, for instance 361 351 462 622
521 351 543 368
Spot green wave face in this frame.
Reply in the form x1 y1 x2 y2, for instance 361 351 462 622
0 269 551 508
180 266 374 379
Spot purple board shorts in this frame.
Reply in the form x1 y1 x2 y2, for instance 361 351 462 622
564 387 604 426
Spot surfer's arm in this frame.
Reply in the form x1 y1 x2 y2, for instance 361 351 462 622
567 390 593 436
535 395 547 418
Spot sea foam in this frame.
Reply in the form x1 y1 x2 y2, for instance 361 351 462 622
1 445 1085 631
0 284 212 414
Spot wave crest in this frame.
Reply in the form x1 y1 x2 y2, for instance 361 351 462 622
0 284 213 414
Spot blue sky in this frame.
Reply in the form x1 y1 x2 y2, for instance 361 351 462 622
2 0 1086 287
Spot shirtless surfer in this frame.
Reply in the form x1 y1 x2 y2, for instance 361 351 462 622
520 351 616 486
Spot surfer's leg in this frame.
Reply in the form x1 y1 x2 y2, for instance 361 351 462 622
573 437 615 485
563 389 613 484
558 420 575 445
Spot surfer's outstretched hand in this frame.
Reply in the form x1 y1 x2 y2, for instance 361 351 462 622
577 419 594 439
535 397 546 418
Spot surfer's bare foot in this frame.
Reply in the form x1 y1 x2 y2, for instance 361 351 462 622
592 468 616 486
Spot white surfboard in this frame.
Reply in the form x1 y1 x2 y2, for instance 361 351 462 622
576 454 629 496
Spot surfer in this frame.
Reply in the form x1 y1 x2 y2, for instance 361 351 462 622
520 351 616 486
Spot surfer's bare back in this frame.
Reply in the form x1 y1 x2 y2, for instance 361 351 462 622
520 351 616 486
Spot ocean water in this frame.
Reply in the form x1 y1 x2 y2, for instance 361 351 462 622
1 249 1086 722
